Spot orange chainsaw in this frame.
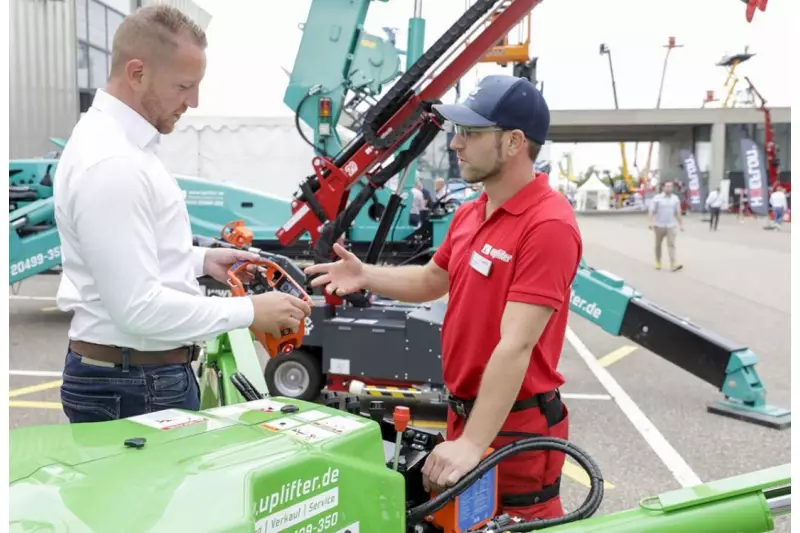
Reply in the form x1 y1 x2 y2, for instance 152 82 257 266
226 258 313 357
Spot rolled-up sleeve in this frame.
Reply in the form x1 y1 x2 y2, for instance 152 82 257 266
71 157 254 342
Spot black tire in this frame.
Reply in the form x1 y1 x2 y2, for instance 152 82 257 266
264 349 323 401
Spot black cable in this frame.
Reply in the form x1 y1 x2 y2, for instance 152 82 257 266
405 437 604 531
294 87 328 158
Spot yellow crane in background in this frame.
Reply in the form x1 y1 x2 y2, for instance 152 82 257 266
598 42 632 204
703 46 755 107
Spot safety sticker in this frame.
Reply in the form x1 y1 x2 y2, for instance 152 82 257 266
295 409 330 422
286 424 337 444
261 417 304 432
128 409 207 431
313 415 366 435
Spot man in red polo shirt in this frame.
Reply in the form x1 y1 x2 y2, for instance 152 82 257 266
304 74 582 520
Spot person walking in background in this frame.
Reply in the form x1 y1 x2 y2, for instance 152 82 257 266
705 186 723 231
769 185 788 228
648 180 684 271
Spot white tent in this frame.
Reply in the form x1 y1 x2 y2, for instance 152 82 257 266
575 174 611 211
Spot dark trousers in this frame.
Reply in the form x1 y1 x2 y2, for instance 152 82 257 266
709 207 721 230
60 350 200 423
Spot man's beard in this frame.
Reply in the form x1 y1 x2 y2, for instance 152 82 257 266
461 156 503 184
141 87 173 134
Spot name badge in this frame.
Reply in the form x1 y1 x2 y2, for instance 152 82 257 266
469 250 492 276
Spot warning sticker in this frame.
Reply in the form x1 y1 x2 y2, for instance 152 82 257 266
129 409 207 431
261 417 304 432
286 424 337 443
295 409 329 422
313 415 366 435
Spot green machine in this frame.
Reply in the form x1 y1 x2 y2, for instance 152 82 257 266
9 325 791 532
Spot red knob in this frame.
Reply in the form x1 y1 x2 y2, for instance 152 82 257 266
393 406 410 432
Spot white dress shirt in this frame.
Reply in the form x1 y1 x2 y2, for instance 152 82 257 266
53 89 254 351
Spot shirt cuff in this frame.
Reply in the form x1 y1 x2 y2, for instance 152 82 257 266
192 246 207 278
224 295 255 329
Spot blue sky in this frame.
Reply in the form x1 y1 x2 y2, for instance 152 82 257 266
187 0 792 175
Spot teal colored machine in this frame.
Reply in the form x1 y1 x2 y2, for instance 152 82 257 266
570 259 790 429
280 0 456 262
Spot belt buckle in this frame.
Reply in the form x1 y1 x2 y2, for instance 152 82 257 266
449 398 467 418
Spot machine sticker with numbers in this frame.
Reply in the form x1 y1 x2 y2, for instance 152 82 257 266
261 417 304 432
129 409 207 430
10 246 61 277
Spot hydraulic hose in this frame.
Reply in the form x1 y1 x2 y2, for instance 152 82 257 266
405 437 604 531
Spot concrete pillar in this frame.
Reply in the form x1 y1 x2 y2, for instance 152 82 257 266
709 122 726 189
657 127 693 183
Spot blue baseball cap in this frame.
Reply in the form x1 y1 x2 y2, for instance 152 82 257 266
432 75 549 145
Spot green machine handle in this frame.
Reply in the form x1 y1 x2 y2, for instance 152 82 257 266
514 464 790 533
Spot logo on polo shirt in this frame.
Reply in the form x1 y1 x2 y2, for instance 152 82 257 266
481 243 512 263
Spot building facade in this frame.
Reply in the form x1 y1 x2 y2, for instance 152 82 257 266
10 0 211 159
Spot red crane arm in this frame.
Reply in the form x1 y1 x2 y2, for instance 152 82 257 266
275 0 542 247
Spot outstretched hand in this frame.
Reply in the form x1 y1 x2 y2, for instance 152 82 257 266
304 243 367 297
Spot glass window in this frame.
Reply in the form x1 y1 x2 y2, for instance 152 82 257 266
88 0 107 49
89 47 109 88
107 10 124 51
77 42 90 88
76 0 88 41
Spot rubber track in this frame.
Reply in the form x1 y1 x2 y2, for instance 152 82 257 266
362 0 499 149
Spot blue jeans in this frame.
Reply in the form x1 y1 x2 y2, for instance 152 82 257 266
60 351 200 423
774 206 785 225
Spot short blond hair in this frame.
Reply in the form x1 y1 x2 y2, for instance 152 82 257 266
110 5 207 77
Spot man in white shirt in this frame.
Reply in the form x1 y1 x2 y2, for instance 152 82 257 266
53 5 311 423
647 180 684 271
769 185 788 227
409 182 427 226
705 186 724 231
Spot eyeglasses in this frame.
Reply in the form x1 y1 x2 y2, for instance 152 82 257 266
443 121 504 137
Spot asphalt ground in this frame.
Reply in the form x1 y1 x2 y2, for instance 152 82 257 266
8 212 792 531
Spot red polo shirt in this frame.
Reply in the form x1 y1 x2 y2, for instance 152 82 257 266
432 173 582 400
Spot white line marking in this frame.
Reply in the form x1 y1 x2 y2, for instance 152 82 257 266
9 370 63 377
565 326 703 488
9 295 57 301
561 393 612 401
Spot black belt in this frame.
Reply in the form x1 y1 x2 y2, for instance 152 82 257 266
448 390 566 508
447 389 562 427
502 476 562 508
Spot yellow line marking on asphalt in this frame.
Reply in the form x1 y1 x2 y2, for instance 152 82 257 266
9 379 63 397
9 400 63 409
563 459 615 489
597 345 637 368
410 419 447 429
41 306 60 312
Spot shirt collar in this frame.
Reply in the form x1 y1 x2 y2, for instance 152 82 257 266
475 172 552 216
91 89 161 150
